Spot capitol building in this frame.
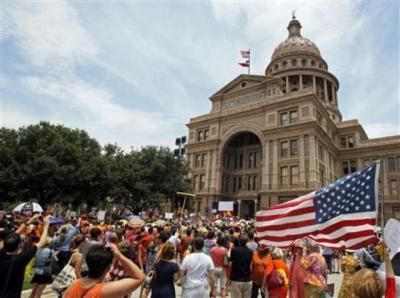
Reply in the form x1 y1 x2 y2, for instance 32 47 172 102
186 16 400 223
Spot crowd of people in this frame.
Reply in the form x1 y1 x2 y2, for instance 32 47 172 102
0 211 398 298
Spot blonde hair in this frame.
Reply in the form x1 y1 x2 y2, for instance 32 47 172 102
353 268 384 298
272 247 283 259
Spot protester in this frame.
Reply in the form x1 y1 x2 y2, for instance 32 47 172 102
250 244 272 298
288 241 306 298
338 250 360 298
29 236 58 298
53 217 81 270
302 244 328 298
210 236 228 298
322 246 333 274
64 243 145 297
0 215 50 298
246 230 258 251
180 237 216 298
69 234 87 278
353 244 396 298
150 242 180 298
268 247 289 298
228 235 253 298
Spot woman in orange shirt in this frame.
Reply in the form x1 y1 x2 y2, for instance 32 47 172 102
64 243 145 298
251 245 273 298
268 247 289 298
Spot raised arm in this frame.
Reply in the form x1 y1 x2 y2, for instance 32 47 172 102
102 243 145 298
35 216 50 249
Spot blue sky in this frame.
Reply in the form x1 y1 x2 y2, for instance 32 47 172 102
1 0 399 150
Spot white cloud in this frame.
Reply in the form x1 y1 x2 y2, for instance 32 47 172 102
3 1 96 73
363 123 400 139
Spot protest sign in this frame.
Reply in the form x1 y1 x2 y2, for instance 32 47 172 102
384 218 400 258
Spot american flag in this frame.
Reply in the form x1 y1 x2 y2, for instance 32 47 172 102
255 163 380 249
241 50 250 58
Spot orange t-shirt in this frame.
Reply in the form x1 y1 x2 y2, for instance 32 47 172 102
64 280 103 298
251 252 273 286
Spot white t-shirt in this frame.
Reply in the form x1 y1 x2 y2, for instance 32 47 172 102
181 252 215 289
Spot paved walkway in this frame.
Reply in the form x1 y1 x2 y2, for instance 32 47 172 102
22 273 344 298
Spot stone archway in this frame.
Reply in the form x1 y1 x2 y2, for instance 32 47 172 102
219 131 263 218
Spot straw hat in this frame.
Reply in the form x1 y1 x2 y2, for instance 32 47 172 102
127 218 145 228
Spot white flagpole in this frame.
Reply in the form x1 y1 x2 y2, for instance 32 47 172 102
248 48 251 75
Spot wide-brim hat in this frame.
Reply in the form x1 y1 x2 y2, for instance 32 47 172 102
127 218 145 228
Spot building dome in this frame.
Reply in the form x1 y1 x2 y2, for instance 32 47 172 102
271 18 321 61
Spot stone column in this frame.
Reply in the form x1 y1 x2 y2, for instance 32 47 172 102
262 141 270 190
272 140 279 190
309 136 318 188
324 79 328 102
253 199 258 215
331 84 336 105
312 76 316 94
299 75 303 90
286 76 289 93
237 199 242 217
299 136 306 188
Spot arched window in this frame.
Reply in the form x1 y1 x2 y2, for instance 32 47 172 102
302 59 307 66
291 59 297 66
311 60 316 67
282 61 287 68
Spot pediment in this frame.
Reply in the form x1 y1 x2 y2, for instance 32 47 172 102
210 74 284 99
211 74 267 98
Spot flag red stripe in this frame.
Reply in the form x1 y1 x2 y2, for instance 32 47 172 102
255 219 316 232
346 236 379 250
261 196 312 211
256 218 376 242
255 206 315 221
258 228 376 244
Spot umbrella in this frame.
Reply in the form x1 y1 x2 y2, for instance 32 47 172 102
153 219 167 227
13 202 43 215
127 215 141 221
50 216 65 225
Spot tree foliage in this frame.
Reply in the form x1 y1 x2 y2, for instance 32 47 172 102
0 122 191 210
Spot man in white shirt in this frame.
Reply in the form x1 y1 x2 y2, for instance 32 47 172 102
180 237 216 298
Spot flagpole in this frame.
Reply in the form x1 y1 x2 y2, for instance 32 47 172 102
379 158 385 227
248 48 251 75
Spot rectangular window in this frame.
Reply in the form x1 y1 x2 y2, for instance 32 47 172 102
225 176 229 192
388 157 396 172
290 111 298 124
248 153 253 169
199 174 205 190
348 136 355 148
280 112 289 126
280 166 288 186
238 177 242 191
390 180 398 196
247 176 251 191
201 153 207 167
397 157 400 172
340 137 347 148
291 166 299 185
320 168 325 186
195 154 201 167
290 139 298 156
350 160 357 173
233 177 237 193
239 153 243 169
252 176 257 190
281 141 288 157
193 175 198 190
234 154 238 169
226 153 230 169
343 161 349 175
197 130 203 142
254 152 257 168
204 129 209 140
